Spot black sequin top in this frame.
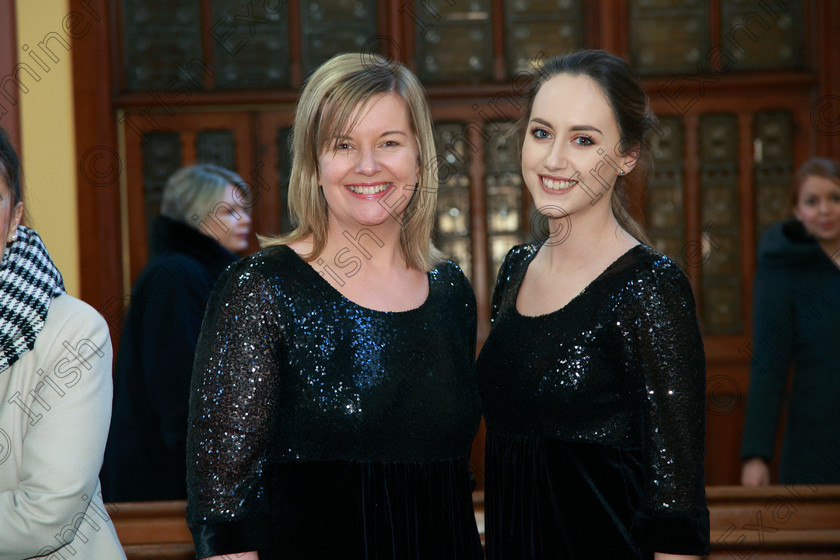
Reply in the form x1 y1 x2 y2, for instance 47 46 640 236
477 243 709 559
186 245 483 559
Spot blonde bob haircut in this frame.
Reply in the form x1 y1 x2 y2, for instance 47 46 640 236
261 52 442 271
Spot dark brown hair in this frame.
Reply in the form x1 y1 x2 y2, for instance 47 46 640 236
0 127 22 205
517 49 658 244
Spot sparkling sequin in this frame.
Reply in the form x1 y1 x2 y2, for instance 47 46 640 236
186 245 481 539
478 242 709 555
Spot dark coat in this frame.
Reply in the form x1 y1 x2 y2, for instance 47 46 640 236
741 219 840 483
101 216 239 501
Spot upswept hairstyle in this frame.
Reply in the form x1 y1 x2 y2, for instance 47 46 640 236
790 157 840 207
517 49 657 244
261 52 442 271
160 163 249 227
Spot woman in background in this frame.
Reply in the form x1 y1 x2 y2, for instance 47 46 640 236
102 163 251 502
0 127 125 558
477 50 709 559
186 53 482 560
741 157 840 485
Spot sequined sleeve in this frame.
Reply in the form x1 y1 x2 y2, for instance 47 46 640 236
489 255 511 324
490 245 530 324
624 260 710 554
186 258 281 556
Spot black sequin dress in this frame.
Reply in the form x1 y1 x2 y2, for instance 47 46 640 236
477 243 709 559
186 245 483 560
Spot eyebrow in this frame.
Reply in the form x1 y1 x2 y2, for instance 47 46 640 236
530 117 603 135
335 130 409 140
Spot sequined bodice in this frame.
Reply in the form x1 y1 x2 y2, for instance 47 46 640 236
478 243 704 449
187 245 480 525
477 242 709 557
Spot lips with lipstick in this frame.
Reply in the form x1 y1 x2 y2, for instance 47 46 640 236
541 175 578 191
346 182 394 197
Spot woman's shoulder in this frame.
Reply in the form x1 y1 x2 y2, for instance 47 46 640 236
38 294 111 358
211 244 305 297
431 256 475 295
47 293 108 330
614 245 694 298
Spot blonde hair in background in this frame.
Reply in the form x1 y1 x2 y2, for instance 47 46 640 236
160 164 250 228
260 52 442 271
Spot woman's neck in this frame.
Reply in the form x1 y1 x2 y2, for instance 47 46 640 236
539 209 637 273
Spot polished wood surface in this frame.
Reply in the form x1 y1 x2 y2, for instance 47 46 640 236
111 486 840 559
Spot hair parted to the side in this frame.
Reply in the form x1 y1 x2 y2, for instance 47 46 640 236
160 163 250 228
516 49 657 245
260 52 442 271
790 157 840 208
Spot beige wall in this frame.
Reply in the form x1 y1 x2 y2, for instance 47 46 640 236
15 0 80 296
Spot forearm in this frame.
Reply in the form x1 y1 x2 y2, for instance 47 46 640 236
201 553 259 560
655 554 701 560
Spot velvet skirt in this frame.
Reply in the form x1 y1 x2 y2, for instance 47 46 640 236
256 458 483 559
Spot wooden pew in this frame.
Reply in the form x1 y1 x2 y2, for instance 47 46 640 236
110 487 840 559
109 501 193 560
707 485 840 559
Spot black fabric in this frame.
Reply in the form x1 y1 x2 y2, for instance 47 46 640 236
186 245 482 559
0 226 64 373
741 219 840 483
101 216 238 502
478 243 709 558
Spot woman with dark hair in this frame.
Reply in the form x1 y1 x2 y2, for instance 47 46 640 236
477 50 709 559
186 53 482 560
0 128 125 558
741 157 840 486
102 163 251 502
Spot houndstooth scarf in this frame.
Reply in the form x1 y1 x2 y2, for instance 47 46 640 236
0 226 65 373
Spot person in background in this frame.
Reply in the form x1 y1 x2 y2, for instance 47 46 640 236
741 157 840 485
0 127 125 558
476 50 709 559
101 163 251 502
186 53 482 560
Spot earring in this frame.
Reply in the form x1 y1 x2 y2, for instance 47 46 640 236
618 170 626 176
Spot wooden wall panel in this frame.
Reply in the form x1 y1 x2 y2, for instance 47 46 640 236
71 0 124 344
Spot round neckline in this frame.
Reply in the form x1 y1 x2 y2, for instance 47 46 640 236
279 245 435 315
512 242 645 319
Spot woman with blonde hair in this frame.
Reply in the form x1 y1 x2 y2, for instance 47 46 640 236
186 53 482 560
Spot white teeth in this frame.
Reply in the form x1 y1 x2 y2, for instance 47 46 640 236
542 177 577 190
348 184 390 195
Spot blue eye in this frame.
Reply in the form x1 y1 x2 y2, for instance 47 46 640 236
573 135 594 146
530 128 550 140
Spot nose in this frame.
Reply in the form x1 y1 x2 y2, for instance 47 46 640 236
817 199 831 214
355 145 381 176
544 140 567 171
